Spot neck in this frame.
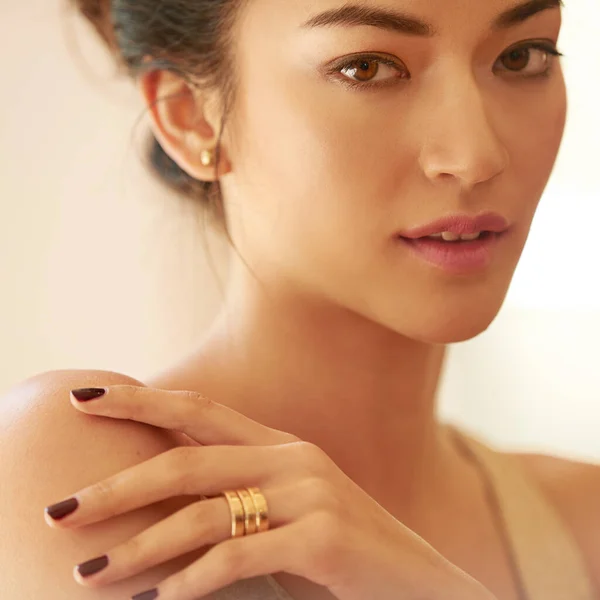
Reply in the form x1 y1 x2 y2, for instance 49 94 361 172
184 265 456 519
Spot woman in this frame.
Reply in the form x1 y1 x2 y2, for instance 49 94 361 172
1 0 598 598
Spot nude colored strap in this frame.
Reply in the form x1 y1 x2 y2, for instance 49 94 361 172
450 426 596 600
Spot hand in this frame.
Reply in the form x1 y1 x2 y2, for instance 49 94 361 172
44 385 495 600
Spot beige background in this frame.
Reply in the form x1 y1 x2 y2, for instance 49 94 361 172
1 0 599 460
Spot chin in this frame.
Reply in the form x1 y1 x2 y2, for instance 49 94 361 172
412 305 503 344
380 294 507 345
416 319 495 345
395 270 514 344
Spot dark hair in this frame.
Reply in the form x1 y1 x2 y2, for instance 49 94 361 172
72 0 244 231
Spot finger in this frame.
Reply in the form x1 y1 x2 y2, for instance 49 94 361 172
140 521 310 600
72 499 216 587
44 444 304 528
72 487 300 587
70 385 299 446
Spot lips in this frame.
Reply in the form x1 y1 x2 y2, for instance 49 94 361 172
398 213 510 240
395 212 511 274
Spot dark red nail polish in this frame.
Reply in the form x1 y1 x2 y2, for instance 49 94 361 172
77 555 109 577
71 388 106 401
132 590 159 600
45 497 79 520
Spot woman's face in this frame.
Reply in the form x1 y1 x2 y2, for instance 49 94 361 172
220 0 566 343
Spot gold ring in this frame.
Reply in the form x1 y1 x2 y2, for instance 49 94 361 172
222 487 270 539
247 487 270 533
236 489 258 535
222 490 245 538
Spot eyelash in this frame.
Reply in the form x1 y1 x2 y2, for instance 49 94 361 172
327 42 564 92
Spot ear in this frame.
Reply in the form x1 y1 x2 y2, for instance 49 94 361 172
138 70 231 181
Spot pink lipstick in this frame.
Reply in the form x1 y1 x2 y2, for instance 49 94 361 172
397 213 510 274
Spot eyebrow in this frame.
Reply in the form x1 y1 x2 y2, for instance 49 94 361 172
300 0 564 37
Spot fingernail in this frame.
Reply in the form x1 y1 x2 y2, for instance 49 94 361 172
45 497 79 520
71 388 106 401
132 590 159 600
76 555 109 577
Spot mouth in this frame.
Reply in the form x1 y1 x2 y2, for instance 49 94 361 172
417 231 495 243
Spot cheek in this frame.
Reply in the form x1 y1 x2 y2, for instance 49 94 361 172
509 77 567 203
230 90 407 293
236 80 410 247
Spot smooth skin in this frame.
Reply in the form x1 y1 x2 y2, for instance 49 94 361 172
1 0 599 598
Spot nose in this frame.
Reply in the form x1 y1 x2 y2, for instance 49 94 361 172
418 75 509 191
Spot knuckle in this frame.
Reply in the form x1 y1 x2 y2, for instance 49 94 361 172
172 391 217 432
294 441 330 476
118 534 147 567
125 384 143 403
125 384 142 398
176 390 211 424
119 385 144 418
182 390 214 412
89 478 115 505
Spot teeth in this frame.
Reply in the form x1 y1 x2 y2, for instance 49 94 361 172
441 232 461 242
460 232 483 241
428 232 483 242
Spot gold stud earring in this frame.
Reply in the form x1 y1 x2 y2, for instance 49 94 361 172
200 149 214 167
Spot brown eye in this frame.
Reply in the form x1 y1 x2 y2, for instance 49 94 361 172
341 59 380 82
331 54 409 89
501 48 534 72
494 43 561 77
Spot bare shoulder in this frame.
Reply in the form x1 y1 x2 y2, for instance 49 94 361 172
513 449 600 592
0 369 199 599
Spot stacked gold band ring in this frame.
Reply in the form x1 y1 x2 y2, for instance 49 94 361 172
221 487 270 538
